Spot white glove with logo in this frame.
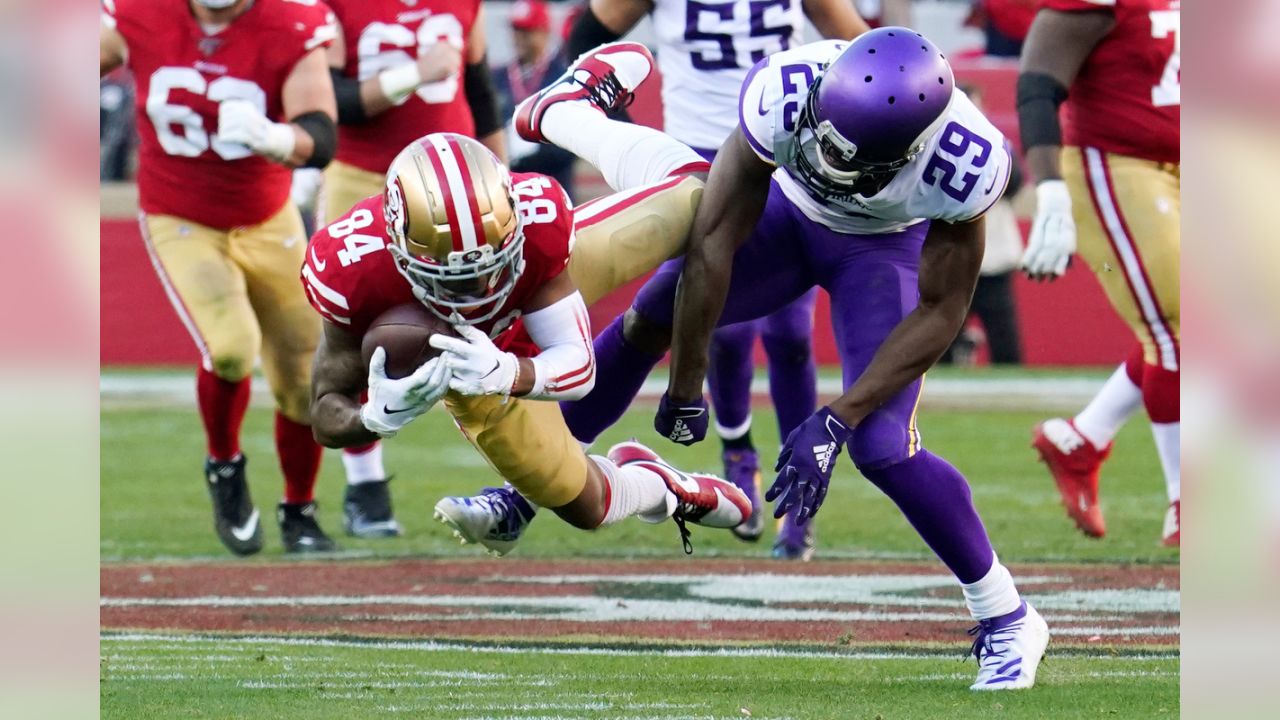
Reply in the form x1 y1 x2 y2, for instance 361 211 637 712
217 99 295 163
429 324 520 397
1020 179 1077 280
359 347 452 438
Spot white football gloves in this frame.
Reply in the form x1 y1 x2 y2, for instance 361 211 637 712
359 347 452 438
217 99 295 163
1020 179 1077 280
430 324 520 397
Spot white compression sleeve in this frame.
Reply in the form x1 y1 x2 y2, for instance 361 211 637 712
540 101 706 191
521 290 596 401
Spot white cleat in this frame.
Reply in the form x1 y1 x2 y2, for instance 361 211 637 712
969 601 1050 691
432 486 536 558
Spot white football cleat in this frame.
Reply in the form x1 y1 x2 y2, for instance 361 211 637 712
968 601 1050 691
515 41 655 143
432 485 536 558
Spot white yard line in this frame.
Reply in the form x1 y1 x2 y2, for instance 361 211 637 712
102 632 1177 661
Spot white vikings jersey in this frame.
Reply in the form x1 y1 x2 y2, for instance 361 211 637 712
652 0 805 150
739 41 1012 234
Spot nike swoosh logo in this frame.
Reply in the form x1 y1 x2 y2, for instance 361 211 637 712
230 509 260 542
383 404 416 415
669 472 702 495
310 246 327 271
983 172 999 195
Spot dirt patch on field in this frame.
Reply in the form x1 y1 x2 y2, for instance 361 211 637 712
101 558 1178 648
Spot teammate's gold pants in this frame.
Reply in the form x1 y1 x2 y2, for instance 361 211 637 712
142 201 320 423
1063 146 1180 370
320 160 385 226
443 174 705 507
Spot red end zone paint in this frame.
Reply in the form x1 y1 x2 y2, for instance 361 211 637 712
101 559 1178 649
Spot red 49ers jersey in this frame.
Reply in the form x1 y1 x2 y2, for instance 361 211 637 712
1043 0 1180 163
104 0 337 230
302 173 573 353
329 0 480 174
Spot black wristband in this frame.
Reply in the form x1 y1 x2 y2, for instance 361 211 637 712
567 6 625 60
330 67 369 124
464 60 502 138
291 110 336 169
1016 72 1069 150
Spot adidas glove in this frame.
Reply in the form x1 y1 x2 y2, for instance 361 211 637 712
654 392 708 446
767 406 851 522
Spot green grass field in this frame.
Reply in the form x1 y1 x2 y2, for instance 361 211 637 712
101 368 1179 718
101 635 1178 720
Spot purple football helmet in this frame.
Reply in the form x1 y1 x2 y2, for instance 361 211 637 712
795 28 954 193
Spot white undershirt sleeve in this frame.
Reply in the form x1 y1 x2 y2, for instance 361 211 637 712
521 291 596 401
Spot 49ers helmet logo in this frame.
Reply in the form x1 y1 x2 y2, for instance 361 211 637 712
384 176 407 242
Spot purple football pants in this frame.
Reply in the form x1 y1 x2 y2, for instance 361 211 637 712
561 180 997 583
707 289 819 441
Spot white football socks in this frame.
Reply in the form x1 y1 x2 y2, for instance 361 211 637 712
1074 362 1143 449
962 556 1023 620
592 456 674 526
342 443 386 485
541 101 705 192
715 416 753 442
1151 422 1181 503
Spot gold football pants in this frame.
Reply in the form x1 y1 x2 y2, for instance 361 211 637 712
444 174 704 507
1063 146 1180 370
320 160 385 226
142 201 320 422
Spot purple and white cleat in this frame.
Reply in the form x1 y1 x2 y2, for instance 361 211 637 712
772 508 816 562
724 449 764 542
433 485 536 558
968 601 1050 690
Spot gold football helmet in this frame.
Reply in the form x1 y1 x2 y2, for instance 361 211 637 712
383 133 522 324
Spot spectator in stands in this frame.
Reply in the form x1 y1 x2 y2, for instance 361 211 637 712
943 83 1025 365
494 0 577 197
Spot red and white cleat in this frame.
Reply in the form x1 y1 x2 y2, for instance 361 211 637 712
607 440 752 539
515 41 655 143
1032 418 1111 538
1161 500 1180 547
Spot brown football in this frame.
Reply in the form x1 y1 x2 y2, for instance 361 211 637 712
360 304 458 380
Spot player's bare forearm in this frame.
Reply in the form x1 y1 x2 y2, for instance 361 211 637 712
667 130 772 401
479 130 507 164
803 0 871 40
829 219 984 427
100 22 126 76
1025 145 1063 184
310 323 378 448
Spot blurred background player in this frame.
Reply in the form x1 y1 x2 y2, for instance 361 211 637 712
100 0 341 555
320 0 506 539
941 83 1024 367
565 0 868 560
1017 0 1180 545
494 0 578 196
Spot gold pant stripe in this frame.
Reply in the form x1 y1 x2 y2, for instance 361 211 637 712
1079 147 1180 371
138 213 211 365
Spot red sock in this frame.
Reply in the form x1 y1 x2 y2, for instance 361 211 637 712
1123 343 1145 387
276 412 323 504
1142 363 1180 424
197 367 251 462
347 441 379 455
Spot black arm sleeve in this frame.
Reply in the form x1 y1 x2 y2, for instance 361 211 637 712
567 6 625 60
329 67 369 124
292 110 337 169
464 60 502 138
1015 72 1069 151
